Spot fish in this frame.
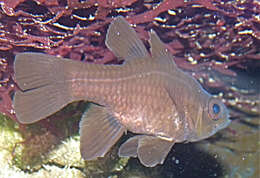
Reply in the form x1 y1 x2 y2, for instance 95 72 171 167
13 16 231 167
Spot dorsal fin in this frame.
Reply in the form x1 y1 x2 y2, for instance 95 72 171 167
149 29 177 70
105 16 148 61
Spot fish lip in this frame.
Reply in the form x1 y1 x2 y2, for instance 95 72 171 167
207 118 231 138
217 111 231 130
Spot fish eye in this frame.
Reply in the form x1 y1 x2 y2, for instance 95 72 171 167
208 98 222 121
213 104 220 114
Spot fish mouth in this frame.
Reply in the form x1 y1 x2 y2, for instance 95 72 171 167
218 118 231 130
217 111 231 130
208 118 231 138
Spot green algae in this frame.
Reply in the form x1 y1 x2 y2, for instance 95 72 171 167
0 115 22 149
11 102 86 171
0 114 23 177
0 103 130 177
0 114 85 178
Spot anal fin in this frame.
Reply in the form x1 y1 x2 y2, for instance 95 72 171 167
137 136 174 167
79 104 125 160
118 135 143 158
119 135 174 167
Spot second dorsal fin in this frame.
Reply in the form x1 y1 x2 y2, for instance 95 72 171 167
149 29 177 70
105 16 148 61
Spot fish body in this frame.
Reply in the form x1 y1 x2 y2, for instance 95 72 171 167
13 16 230 167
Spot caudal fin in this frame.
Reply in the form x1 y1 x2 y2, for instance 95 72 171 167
14 52 73 124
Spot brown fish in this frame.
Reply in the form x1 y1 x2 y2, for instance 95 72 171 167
13 16 230 167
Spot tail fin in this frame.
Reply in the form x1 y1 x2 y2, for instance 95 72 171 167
14 52 73 124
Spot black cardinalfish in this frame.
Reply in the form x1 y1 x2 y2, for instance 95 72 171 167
13 16 231 167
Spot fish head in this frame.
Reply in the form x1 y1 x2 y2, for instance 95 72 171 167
190 96 231 142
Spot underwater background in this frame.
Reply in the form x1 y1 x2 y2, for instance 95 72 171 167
0 0 259 177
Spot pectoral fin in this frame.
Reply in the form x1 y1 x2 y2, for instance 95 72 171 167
137 136 174 167
79 104 125 160
105 16 148 61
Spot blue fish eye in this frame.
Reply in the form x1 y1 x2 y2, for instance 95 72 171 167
213 104 220 114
